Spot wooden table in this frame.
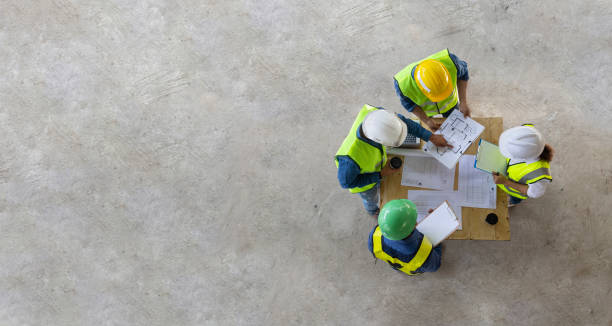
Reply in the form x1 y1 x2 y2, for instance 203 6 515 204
381 117 510 240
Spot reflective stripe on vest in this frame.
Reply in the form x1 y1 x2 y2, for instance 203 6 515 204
394 49 459 117
371 226 432 275
518 167 551 184
335 105 387 193
498 159 552 199
498 183 525 199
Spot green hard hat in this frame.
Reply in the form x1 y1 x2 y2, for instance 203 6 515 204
378 199 417 240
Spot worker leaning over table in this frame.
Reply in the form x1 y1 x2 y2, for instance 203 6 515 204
335 104 451 216
368 199 442 274
492 124 554 206
394 49 471 131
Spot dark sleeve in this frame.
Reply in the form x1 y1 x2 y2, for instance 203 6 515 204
397 113 432 141
337 156 381 189
415 244 442 273
367 227 375 254
394 78 417 112
449 52 469 81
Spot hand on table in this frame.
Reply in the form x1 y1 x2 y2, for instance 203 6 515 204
492 172 507 185
429 134 453 148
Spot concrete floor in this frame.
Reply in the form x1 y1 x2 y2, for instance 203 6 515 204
1 0 611 325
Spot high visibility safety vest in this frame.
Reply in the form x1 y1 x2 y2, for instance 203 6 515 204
498 124 553 199
371 226 433 275
335 105 387 193
394 49 459 117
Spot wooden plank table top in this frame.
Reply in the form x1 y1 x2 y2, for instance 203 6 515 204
380 117 510 240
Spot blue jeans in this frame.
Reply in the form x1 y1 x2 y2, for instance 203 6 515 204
358 183 380 214
509 196 523 205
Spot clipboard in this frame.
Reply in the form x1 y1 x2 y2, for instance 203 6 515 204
474 139 508 176
415 201 459 246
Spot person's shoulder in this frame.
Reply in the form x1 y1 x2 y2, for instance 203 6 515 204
406 229 424 242
336 155 354 165
336 155 359 172
448 51 468 67
367 225 379 250
448 51 461 61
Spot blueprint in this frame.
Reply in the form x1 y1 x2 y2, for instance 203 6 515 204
458 155 497 209
401 150 455 191
423 109 485 169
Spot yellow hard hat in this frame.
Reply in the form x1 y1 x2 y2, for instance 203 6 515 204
414 59 453 102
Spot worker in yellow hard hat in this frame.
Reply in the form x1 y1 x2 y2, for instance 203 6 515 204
394 49 471 131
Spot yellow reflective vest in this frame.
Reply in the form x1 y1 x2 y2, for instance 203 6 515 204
371 226 433 275
498 125 553 199
498 159 552 199
335 105 387 193
394 49 459 117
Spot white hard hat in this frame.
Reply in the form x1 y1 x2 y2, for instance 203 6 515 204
499 126 545 163
362 110 407 147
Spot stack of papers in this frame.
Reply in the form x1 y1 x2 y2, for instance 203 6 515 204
406 155 497 230
458 155 496 209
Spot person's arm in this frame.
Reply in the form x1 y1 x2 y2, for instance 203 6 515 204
415 244 442 273
526 180 550 198
449 52 471 117
457 80 470 117
492 173 529 195
397 114 452 148
337 156 381 188
412 106 441 131
397 114 432 141
394 79 441 131
449 53 469 81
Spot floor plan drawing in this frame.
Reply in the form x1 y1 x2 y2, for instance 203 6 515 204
423 110 485 169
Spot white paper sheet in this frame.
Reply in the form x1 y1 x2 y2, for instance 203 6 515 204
400 150 455 190
458 155 497 209
407 190 463 230
423 110 485 169
416 201 460 246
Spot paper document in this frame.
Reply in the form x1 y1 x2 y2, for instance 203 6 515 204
475 139 508 175
416 201 460 246
458 155 497 209
407 190 463 230
423 110 485 169
401 150 455 191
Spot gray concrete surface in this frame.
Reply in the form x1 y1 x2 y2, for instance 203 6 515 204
1 0 611 325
